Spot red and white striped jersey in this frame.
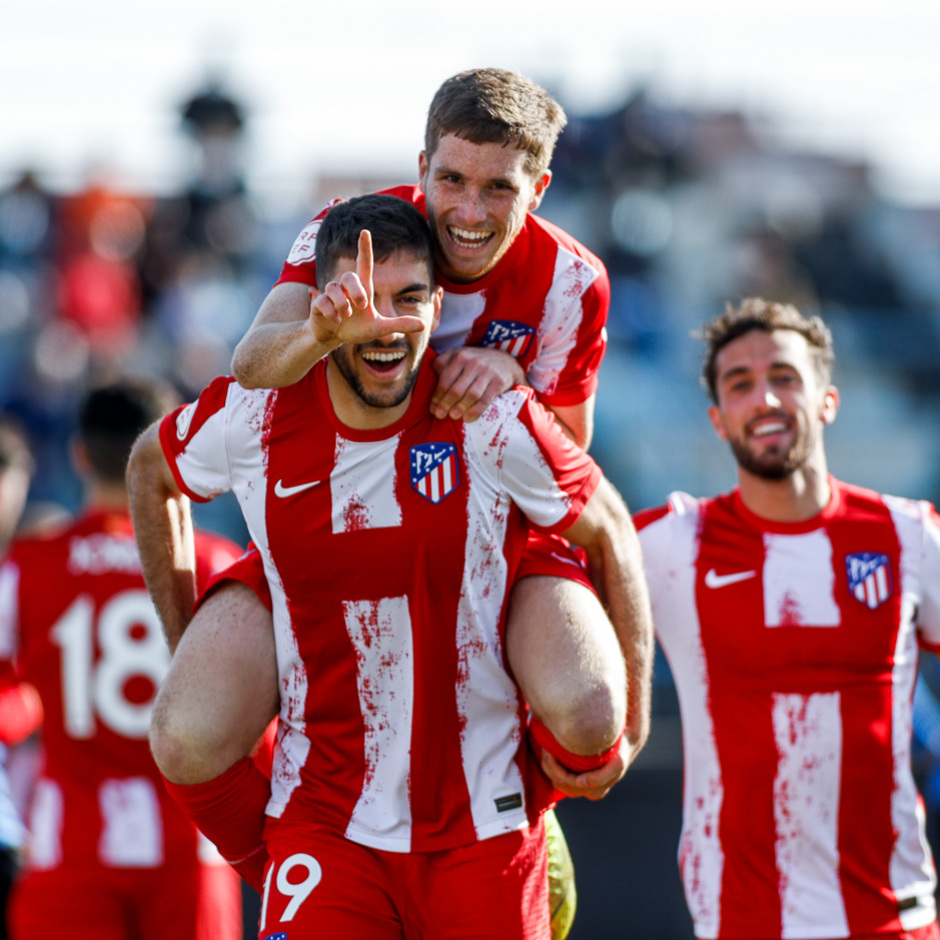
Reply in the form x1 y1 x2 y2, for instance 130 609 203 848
0 510 243 873
159 356 601 854
277 185 609 408
635 479 940 939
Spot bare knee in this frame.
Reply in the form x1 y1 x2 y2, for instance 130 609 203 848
507 576 626 756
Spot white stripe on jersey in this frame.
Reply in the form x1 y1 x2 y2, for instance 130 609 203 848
641 494 725 938
343 597 414 848
771 692 846 937
459 416 527 840
762 530 839 627
432 290 486 352
332 435 403 533
527 247 598 399
886 495 938 929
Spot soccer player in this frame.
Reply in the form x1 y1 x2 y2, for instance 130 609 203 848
631 298 940 939
0 380 243 940
0 416 36 940
127 194 652 939
159 65 648 797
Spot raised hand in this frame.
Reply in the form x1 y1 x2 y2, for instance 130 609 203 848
309 230 427 348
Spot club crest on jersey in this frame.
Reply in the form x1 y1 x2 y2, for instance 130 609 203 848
845 552 893 609
410 443 459 504
481 320 536 358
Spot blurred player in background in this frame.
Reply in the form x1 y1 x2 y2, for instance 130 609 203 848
0 379 243 940
632 299 940 940
0 416 36 940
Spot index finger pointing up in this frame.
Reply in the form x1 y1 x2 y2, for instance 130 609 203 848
357 229 374 299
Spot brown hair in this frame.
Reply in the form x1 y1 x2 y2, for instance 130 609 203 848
424 68 567 178
700 297 834 402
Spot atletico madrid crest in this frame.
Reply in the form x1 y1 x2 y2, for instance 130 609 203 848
481 320 536 358
410 443 459 504
845 552 893 609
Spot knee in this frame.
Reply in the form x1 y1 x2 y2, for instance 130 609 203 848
149 690 215 784
540 680 626 757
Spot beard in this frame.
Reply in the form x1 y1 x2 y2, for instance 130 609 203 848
728 428 814 481
331 345 421 410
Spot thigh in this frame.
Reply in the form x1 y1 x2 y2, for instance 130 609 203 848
151 581 280 783
506 573 626 753
406 822 550 940
260 827 403 940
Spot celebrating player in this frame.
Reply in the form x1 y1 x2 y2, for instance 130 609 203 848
128 194 652 938
0 380 243 940
632 298 940 940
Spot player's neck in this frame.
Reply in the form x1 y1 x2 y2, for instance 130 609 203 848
736 459 832 523
84 481 130 513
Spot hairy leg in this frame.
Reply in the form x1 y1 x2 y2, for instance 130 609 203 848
506 575 626 758
151 582 279 784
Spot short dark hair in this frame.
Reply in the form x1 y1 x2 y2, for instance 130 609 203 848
0 414 34 476
316 194 435 290
424 68 567 178
80 378 179 483
700 297 835 403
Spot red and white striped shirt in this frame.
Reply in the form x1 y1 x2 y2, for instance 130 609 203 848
636 479 940 939
277 185 609 408
160 356 600 853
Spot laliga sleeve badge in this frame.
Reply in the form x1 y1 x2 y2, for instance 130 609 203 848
845 552 892 609
410 443 458 504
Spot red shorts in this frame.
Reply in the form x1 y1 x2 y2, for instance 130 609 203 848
198 531 594 614
9 860 241 940
258 820 550 940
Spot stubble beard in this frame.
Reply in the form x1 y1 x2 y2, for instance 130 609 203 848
332 347 421 411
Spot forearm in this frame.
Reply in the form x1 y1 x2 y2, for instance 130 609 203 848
231 319 337 389
574 486 654 751
127 428 198 652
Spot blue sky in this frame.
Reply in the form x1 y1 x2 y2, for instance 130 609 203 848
6 0 940 204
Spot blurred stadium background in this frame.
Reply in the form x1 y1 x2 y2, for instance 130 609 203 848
4 2 940 936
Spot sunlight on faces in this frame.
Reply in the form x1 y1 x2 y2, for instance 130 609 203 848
419 135 549 283
708 329 838 481
330 249 441 414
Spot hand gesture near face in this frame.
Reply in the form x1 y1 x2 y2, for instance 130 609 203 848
308 230 427 348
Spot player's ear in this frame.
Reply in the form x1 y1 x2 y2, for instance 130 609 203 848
418 151 430 192
820 385 839 425
430 286 443 334
707 404 728 441
529 170 551 212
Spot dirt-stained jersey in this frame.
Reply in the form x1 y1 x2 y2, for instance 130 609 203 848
160 355 601 854
636 479 940 939
277 186 609 408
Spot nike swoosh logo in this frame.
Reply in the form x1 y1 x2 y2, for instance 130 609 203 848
274 478 323 498
704 568 757 589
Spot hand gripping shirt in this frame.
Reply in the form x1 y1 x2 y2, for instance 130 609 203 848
277 185 610 408
159 355 601 853
0 510 243 873
635 479 940 939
